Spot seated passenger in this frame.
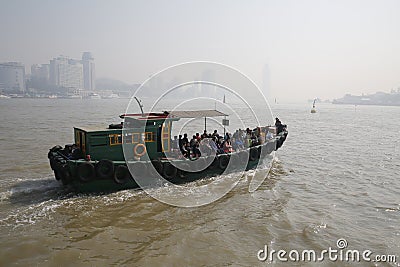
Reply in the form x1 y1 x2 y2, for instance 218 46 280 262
233 137 244 151
224 132 230 141
199 139 212 156
217 136 224 147
70 144 82 159
180 134 190 158
240 129 246 140
172 136 179 150
257 134 264 145
190 135 201 158
178 135 183 150
266 131 274 140
195 132 201 141
275 118 285 134
210 138 219 153
223 139 234 153
189 135 196 150
275 117 282 127
201 130 209 139
182 133 189 145
232 130 239 140
212 129 219 138
210 137 224 154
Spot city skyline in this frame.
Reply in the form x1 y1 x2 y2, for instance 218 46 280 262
1 1 400 101
0 52 96 93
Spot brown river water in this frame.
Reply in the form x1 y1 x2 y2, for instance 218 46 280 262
0 99 399 266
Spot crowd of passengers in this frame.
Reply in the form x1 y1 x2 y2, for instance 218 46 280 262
171 118 285 159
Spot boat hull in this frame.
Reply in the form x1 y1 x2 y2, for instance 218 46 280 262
48 132 288 193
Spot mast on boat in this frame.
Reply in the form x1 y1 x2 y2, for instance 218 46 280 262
134 97 144 117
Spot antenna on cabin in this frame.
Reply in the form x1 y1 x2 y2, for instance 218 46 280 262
134 96 144 116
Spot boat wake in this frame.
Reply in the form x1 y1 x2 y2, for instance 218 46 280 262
138 156 287 207
0 158 289 228
0 176 63 204
0 199 62 228
0 174 74 227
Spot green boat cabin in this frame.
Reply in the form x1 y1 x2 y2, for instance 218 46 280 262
73 110 227 162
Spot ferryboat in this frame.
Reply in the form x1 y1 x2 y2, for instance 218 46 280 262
48 109 288 192
87 93 101 99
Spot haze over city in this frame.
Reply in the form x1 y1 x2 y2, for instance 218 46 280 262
1 0 400 102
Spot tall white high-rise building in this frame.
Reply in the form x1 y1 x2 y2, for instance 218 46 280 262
50 56 83 89
82 52 95 90
0 62 25 92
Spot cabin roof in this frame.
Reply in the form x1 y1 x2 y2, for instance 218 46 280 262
74 126 118 133
120 109 228 120
168 109 227 118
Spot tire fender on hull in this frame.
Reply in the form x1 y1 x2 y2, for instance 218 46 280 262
60 164 72 185
114 165 131 184
151 160 163 174
162 162 177 180
238 150 249 165
249 147 260 161
77 162 96 182
207 156 219 170
218 154 230 170
129 161 148 179
96 159 114 179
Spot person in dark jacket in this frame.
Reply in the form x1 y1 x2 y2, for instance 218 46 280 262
180 134 190 158
275 117 285 134
275 117 282 127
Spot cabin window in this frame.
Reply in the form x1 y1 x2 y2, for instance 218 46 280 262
145 132 155 142
109 134 116 145
109 134 122 145
75 131 80 147
75 130 86 153
124 134 132 144
122 133 141 143
112 132 153 144
161 121 171 152
133 133 140 143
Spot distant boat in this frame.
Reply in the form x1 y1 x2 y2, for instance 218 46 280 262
0 95 11 99
67 95 82 99
311 99 317 113
87 93 101 99
102 93 119 99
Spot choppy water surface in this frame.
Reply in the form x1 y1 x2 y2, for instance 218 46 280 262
0 99 399 266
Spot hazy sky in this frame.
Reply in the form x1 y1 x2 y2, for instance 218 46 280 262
1 0 399 102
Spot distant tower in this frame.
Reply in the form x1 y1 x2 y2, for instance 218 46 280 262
82 52 95 90
49 56 83 89
262 64 271 102
0 62 26 92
